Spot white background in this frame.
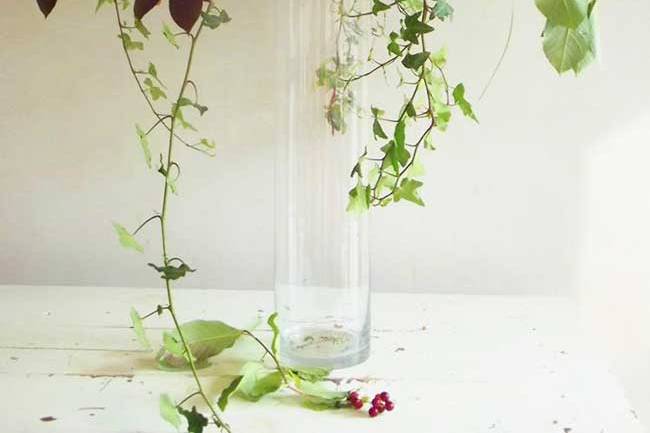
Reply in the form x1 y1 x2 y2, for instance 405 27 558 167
1 0 649 423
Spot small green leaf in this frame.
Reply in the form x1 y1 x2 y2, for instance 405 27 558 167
394 178 425 206
135 124 152 168
148 262 195 281
130 307 151 350
172 105 197 131
158 320 243 367
372 0 391 14
201 9 231 29
143 78 167 100
452 83 478 122
432 0 454 21
148 62 165 88
402 51 430 70
218 376 243 411
267 313 280 355
430 46 447 67
95 0 113 12
163 23 180 49
372 119 388 140
387 32 402 56
118 33 144 51
404 12 435 34
159 394 182 430
178 407 208 433
112 222 144 253
394 119 406 148
346 181 371 214
535 0 587 29
381 140 410 173
134 19 151 39
295 380 348 411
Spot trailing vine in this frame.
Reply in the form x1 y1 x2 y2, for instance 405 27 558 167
33 0 599 432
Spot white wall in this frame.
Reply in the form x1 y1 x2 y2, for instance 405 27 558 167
0 0 649 295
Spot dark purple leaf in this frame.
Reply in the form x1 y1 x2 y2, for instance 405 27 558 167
169 0 203 33
134 0 160 20
36 0 57 17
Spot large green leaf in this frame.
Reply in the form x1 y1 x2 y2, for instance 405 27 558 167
535 0 587 29
158 320 243 367
236 362 284 401
543 19 593 73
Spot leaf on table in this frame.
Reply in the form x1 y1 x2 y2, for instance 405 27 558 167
295 380 348 411
290 367 331 383
158 320 243 367
236 362 284 402
112 222 144 253
159 394 182 430
129 307 151 350
218 376 243 411
178 406 208 433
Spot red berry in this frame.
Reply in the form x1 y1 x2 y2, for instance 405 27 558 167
372 396 383 406
380 391 390 402
348 391 359 402
385 401 395 411
377 404 385 413
368 407 378 418
352 399 363 410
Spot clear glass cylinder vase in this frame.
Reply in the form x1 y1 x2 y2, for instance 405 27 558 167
274 0 370 369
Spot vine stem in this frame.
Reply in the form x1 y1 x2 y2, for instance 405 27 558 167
112 2 232 432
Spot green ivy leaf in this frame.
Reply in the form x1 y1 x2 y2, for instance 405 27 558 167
112 222 144 253
430 46 447 67
394 119 406 148
535 0 587 29
404 12 434 34
381 140 410 172
129 307 151 350
135 124 152 168
172 105 198 131
267 313 280 355
163 23 180 49
201 9 231 29
148 262 195 281
159 394 182 430
394 178 425 206
387 32 402 56
346 181 371 214
372 119 388 140
178 407 208 433
95 0 113 12
543 19 593 73
143 78 167 100
148 62 165 88
432 0 454 21
134 19 151 39
372 0 391 15
452 83 478 122
295 380 348 411
402 51 430 70
434 102 452 131
237 362 284 401
218 376 243 411
159 320 243 367
118 33 144 51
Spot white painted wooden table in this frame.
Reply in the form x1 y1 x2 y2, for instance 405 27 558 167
0 286 645 433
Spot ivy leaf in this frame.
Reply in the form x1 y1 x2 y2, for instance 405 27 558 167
134 19 151 39
95 0 113 13
290 368 330 383
236 362 284 401
37 0 58 17
381 140 410 173
135 124 152 168
159 320 243 367
404 13 434 34
267 313 280 355
394 119 406 148
112 222 144 253
434 102 452 131
163 23 180 49
394 178 425 206
430 46 447 67
134 0 158 21
402 51 430 70
535 0 587 29
372 0 391 15
542 19 593 73
130 307 151 350
172 105 197 131
159 394 182 430
387 32 402 56
148 62 165 88
178 407 208 433
452 83 478 122
424 134 435 150
148 262 195 281
217 376 243 411
405 101 417 118
169 0 203 33
118 33 144 51
346 181 371 214
372 119 388 140
432 0 454 21
201 10 231 29
199 138 216 150
295 380 348 411
144 78 167 100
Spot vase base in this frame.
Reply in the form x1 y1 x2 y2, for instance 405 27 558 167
279 327 369 370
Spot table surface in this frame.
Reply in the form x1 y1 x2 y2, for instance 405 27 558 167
0 285 645 433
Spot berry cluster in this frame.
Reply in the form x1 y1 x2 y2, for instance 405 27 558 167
347 391 395 418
